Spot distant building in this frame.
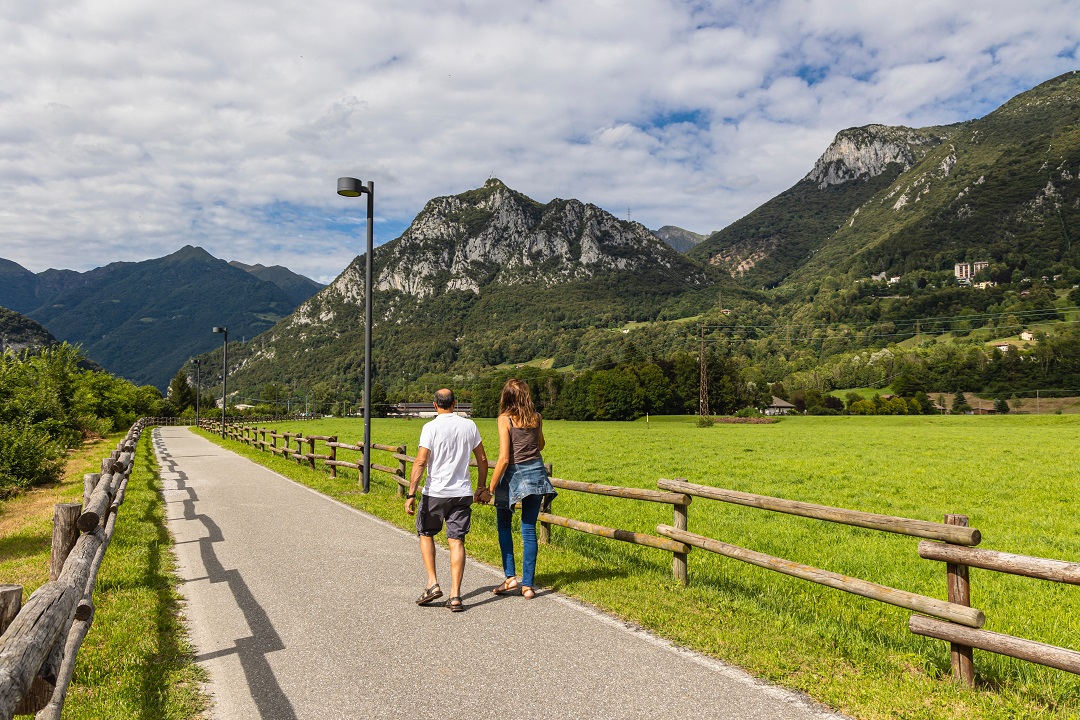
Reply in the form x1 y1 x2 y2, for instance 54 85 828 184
889 276 901 284
994 342 1012 352
764 396 796 416
973 281 996 289
1020 330 1035 341
954 261 990 281
390 402 472 419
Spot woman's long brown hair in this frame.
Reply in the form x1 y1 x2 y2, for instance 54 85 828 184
498 378 539 428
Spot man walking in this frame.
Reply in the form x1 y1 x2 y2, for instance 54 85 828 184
405 388 489 612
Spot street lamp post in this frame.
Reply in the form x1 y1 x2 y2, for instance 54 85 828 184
212 327 228 438
337 176 374 493
194 358 201 428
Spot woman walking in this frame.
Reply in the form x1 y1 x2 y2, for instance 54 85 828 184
483 378 554 599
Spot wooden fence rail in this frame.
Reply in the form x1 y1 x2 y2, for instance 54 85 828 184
655 479 1078 685
0 420 146 720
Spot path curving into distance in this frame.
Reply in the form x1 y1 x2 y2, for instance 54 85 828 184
154 426 849 720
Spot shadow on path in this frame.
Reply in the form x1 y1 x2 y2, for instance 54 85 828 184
153 431 298 720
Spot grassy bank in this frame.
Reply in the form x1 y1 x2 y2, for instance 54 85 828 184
199 414 1079 719
0 432 207 719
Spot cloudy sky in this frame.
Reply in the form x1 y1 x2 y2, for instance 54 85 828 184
2 1 1078 283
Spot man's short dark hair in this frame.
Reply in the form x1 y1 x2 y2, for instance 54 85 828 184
434 388 455 410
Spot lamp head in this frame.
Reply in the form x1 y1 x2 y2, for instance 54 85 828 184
337 177 366 197
213 327 226 334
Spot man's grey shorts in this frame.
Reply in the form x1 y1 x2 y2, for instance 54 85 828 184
416 494 472 539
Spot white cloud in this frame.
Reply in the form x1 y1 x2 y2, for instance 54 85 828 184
0 0 1077 282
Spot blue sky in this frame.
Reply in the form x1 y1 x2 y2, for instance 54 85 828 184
1 0 1078 283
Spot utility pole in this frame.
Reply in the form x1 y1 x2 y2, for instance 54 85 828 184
699 323 709 418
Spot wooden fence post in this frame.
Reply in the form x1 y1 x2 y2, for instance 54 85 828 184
396 445 407 497
0 585 20 633
539 463 553 544
308 437 316 469
50 504 82 581
672 478 689 586
82 474 99 509
946 514 975 686
329 437 338 479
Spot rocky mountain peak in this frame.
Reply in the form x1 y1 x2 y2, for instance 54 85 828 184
804 124 947 189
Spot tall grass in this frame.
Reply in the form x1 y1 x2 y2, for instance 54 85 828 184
205 415 1080 719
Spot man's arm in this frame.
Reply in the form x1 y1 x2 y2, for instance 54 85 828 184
472 441 489 502
405 446 429 515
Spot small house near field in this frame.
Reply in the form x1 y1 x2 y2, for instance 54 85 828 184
1020 330 1035 342
764 396 796 416
390 402 472 419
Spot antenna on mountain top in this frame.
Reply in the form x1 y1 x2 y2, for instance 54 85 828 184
627 207 632 221
488 170 495 180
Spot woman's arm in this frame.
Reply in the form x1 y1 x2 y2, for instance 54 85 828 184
536 416 545 452
488 414 512 493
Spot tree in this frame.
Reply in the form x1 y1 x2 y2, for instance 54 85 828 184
952 391 972 414
994 397 1011 414
167 370 196 415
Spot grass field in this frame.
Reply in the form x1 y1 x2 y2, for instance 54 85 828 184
200 414 1080 720
0 433 207 719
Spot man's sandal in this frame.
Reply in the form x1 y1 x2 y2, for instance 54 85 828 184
445 596 464 612
416 583 443 605
493 577 519 595
521 586 535 600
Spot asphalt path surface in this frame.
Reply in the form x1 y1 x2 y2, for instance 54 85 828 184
154 426 850 720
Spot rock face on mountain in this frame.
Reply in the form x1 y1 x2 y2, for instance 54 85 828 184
805 125 945 189
214 180 717 392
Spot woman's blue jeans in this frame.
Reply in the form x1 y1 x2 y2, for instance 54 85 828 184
497 493 542 587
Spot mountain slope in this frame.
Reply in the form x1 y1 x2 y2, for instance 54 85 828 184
654 226 708 253
21 246 300 388
229 261 324 305
208 179 722 392
690 124 955 288
789 70 1080 284
0 306 59 354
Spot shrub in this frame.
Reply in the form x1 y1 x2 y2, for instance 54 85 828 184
0 419 65 496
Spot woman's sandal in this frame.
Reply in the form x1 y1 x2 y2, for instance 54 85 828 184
445 596 464 612
493 577 520 595
415 583 443 605
521 586 535 600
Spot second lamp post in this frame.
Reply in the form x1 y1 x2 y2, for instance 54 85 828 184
337 176 374 493
212 326 227 438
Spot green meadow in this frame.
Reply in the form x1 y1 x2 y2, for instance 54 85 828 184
202 414 1080 720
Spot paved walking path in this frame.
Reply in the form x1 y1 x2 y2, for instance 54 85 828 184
154 427 848 720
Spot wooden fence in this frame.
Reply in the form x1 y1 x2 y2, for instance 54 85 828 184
0 421 146 720
199 419 1079 686
147 414 317 427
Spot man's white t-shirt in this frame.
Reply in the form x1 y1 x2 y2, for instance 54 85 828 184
418 412 482 498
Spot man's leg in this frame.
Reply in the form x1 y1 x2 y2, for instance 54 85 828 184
419 534 439 589
448 538 465 600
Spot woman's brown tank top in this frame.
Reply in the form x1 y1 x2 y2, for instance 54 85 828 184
508 416 541 464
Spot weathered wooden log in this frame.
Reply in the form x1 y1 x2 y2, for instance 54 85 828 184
539 513 691 554
944 515 974 686
35 609 94 720
77 473 117 531
909 614 1080 675
918 541 1080 584
0 586 20 633
657 524 985 628
81 474 99 509
75 479 126 622
657 479 981 546
550 477 691 505
396 444 407 498
538 463 553 544
670 478 689 586
0 582 79 718
49 504 82 582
